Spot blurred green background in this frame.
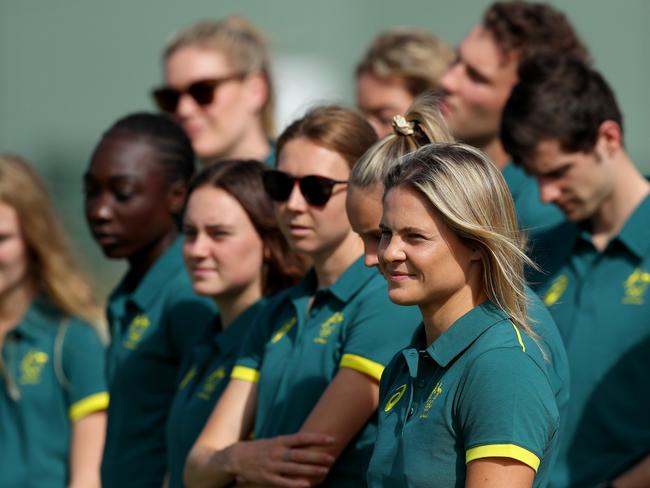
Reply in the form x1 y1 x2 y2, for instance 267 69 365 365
2 0 649 300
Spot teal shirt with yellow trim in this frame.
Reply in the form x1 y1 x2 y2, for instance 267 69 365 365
165 299 267 488
502 162 564 236
233 257 421 487
367 301 559 488
0 299 108 488
101 237 216 488
530 195 650 488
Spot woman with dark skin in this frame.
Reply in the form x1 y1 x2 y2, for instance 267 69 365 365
84 112 215 488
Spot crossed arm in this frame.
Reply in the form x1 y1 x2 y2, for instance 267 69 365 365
184 368 380 488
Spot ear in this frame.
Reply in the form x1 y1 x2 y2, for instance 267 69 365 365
167 180 187 216
595 120 623 157
242 71 269 114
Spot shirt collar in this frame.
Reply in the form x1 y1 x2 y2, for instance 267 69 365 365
401 301 509 372
288 256 376 304
615 194 650 259
13 298 61 341
213 298 268 355
111 236 185 311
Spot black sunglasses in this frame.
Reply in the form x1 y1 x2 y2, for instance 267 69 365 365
151 74 245 113
262 170 348 207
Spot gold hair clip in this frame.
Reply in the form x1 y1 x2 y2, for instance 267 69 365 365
392 115 415 136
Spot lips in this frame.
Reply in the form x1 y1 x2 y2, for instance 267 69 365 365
91 230 120 247
385 270 415 282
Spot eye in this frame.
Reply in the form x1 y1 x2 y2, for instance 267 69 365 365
113 189 135 202
182 226 197 239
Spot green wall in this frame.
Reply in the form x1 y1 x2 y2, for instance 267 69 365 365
2 0 649 298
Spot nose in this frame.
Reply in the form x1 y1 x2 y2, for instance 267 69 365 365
378 233 405 265
184 231 210 260
440 62 460 95
85 194 113 223
538 177 562 204
362 238 380 268
285 181 308 212
175 93 200 119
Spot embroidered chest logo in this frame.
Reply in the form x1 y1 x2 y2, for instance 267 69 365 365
543 275 569 307
178 366 197 390
197 367 226 400
623 268 650 305
271 317 296 344
419 382 443 419
123 314 150 350
313 312 344 344
19 350 49 385
384 384 407 412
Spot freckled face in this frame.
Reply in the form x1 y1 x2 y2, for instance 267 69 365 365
0 202 31 300
346 184 384 268
182 186 264 299
378 186 479 309
84 136 179 259
274 137 353 260
439 25 518 147
356 73 414 138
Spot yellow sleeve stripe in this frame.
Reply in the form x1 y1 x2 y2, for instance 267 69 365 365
69 392 109 421
230 366 260 383
466 444 540 471
511 322 526 352
339 353 384 381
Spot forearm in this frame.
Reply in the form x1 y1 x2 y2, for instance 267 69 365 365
184 444 238 488
611 454 650 488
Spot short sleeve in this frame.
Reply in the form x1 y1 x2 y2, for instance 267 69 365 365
231 295 288 383
61 321 109 421
339 281 421 382
458 347 559 472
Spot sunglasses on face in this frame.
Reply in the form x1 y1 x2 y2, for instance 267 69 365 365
262 170 348 207
151 74 245 113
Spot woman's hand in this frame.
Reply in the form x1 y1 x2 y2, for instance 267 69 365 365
230 432 335 488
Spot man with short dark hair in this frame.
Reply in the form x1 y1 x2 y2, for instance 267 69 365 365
439 1 588 233
502 55 650 488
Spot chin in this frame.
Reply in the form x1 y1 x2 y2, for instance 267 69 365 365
387 289 419 306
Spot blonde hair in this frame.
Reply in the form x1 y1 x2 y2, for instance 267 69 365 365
350 93 454 188
356 27 453 96
383 143 536 339
164 16 275 138
0 155 103 331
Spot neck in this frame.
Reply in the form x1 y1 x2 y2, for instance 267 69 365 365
589 154 650 250
312 231 364 288
205 123 270 164
0 280 36 336
481 137 510 169
125 231 178 289
419 270 486 346
215 280 263 329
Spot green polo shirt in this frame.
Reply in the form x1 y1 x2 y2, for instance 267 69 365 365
233 257 421 487
530 195 650 488
165 299 267 488
101 237 217 488
367 300 559 488
0 298 108 488
503 162 564 235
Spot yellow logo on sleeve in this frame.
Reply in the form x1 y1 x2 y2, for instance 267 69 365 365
19 350 49 385
419 382 443 419
623 268 650 305
197 367 226 400
123 314 150 350
543 275 569 306
313 312 344 344
178 366 197 390
384 384 407 412
271 317 296 344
